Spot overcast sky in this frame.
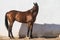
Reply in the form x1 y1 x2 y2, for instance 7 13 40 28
0 0 60 36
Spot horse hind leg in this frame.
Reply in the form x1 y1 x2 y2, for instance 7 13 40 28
7 23 11 38
10 28 14 38
8 26 12 38
8 22 14 39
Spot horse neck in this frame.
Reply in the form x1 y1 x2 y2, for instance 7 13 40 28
32 7 39 18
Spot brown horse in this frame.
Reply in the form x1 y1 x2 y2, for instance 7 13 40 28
5 2 39 39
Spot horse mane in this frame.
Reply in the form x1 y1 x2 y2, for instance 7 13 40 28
9 2 39 13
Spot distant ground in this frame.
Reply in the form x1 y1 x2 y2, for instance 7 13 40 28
0 36 60 40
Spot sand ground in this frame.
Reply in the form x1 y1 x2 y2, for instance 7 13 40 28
0 36 60 40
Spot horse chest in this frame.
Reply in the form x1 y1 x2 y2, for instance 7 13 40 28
26 15 32 22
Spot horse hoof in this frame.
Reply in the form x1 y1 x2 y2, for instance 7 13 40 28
29 36 33 39
12 37 15 39
18 37 21 39
10 37 15 39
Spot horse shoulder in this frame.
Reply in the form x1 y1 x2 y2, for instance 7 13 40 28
26 15 32 22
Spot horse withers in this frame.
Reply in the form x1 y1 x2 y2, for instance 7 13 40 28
5 2 39 39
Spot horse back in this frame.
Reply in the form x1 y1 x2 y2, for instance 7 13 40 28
6 10 35 23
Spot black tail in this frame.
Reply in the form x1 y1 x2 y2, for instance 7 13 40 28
5 13 8 30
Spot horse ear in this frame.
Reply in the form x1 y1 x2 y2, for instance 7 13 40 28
33 2 37 5
33 2 35 5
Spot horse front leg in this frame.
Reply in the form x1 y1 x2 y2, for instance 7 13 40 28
27 22 31 38
27 22 33 38
27 26 30 37
30 23 33 38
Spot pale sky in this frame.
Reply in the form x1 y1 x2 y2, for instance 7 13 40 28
0 0 60 36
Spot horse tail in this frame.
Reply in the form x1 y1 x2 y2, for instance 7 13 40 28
5 13 8 30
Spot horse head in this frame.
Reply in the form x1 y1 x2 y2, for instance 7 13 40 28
32 2 39 17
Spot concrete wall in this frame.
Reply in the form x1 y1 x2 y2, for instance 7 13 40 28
19 23 60 38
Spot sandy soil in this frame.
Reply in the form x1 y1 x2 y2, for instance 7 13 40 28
0 36 60 40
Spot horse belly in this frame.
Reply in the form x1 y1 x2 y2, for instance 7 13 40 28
15 15 26 23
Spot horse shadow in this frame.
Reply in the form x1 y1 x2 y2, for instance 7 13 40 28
19 23 60 38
